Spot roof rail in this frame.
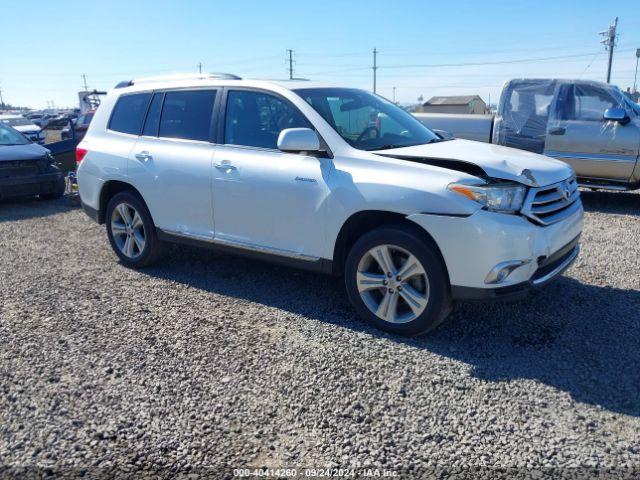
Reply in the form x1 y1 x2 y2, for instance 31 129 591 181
114 72 241 88
114 80 133 89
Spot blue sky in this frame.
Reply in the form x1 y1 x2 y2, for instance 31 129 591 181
2 0 640 108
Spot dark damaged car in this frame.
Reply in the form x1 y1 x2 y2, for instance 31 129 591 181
0 122 65 201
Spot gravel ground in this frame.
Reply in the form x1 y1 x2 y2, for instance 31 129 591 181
1 191 639 479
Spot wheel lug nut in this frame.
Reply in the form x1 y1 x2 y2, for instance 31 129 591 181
386 272 392 278
397 286 403 291
388 288 394 294
382 280 388 286
396 276 402 281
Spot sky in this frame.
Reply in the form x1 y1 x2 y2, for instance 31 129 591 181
2 0 640 109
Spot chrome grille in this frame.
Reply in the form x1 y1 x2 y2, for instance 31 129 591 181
521 176 581 226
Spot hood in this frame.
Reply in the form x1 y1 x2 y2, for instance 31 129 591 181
13 124 41 133
373 139 573 187
0 143 49 162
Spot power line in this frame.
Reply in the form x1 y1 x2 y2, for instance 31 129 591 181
305 48 637 76
378 50 634 70
578 52 603 78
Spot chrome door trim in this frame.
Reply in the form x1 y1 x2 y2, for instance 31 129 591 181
544 150 637 162
163 229 213 242
162 229 319 262
212 237 320 261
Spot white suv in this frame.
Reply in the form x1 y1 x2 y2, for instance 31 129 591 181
77 73 583 335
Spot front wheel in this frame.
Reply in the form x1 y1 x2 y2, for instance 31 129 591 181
105 191 166 268
344 225 452 336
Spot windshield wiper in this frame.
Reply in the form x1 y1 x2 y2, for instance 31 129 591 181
370 139 446 151
372 144 406 151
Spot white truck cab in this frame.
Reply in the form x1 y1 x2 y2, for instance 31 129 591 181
77 73 583 335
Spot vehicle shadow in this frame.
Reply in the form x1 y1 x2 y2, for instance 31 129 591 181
0 197 76 222
580 189 640 215
142 245 640 417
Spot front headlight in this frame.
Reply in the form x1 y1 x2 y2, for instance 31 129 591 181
448 182 526 213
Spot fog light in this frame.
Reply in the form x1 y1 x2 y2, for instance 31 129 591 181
485 259 531 284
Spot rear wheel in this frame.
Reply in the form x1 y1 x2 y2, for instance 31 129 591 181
345 225 452 336
105 191 165 268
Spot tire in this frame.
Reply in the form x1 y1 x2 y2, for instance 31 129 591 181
105 191 166 268
344 224 452 336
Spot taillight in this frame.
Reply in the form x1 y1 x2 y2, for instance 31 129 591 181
76 147 88 165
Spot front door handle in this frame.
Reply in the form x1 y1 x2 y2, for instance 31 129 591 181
548 127 566 136
214 162 237 172
135 151 153 162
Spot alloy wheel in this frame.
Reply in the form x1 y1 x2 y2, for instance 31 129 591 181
356 244 430 324
110 202 146 259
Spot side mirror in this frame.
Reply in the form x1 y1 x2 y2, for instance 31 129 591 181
277 128 320 153
603 107 630 125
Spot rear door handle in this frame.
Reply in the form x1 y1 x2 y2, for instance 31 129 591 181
135 151 153 162
548 127 566 136
214 162 237 171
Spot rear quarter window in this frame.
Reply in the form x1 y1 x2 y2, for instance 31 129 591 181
108 93 152 135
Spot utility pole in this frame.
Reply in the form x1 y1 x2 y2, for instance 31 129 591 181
600 17 618 84
197 62 203 74
0 85 4 110
634 48 640 93
372 48 378 93
392 86 396 103
287 49 294 80
81 73 89 91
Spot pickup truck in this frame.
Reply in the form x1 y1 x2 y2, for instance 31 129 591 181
415 79 640 191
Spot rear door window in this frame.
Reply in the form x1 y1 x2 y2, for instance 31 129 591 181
158 90 216 141
109 93 152 135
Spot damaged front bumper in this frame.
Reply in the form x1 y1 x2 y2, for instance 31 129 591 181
407 202 584 301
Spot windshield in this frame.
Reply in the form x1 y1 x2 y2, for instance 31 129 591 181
622 95 640 116
609 86 640 117
1 117 35 127
0 123 30 145
294 88 442 151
